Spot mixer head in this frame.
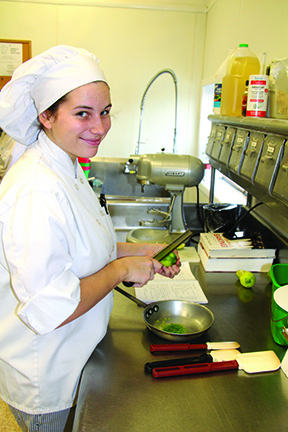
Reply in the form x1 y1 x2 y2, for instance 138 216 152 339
135 153 205 192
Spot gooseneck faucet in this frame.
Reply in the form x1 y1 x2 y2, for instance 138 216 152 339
136 69 178 155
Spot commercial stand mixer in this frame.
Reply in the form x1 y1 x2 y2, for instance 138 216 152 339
126 152 205 243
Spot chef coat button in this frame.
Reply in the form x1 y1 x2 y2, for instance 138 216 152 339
80 178 84 184
75 184 79 190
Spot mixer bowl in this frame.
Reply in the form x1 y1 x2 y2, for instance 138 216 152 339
126 228 183 244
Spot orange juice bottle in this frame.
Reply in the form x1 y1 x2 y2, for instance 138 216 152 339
221 44 260 117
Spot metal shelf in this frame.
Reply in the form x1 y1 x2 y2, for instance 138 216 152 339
206 115 288 219
209 114 288 135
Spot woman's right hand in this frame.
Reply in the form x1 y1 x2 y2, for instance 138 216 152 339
116 256 163 288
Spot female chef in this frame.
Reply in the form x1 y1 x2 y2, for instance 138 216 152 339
0 46 180 432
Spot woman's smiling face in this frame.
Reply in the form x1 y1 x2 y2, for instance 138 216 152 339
39 81 112 162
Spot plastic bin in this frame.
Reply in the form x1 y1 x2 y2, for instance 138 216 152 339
270 264 288 345
270 263 288 294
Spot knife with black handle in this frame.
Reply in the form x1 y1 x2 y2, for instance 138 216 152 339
145 353 213 374
122 229 193 287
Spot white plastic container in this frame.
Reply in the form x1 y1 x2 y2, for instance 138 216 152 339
269 58 288 119
213 54 232 114
221 44 260 117
246 75 269 117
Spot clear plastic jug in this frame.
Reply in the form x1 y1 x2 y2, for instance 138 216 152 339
221 44 260 117
269 58 288 119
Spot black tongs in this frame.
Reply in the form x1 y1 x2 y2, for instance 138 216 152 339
145 353 213 373
122 229 193 287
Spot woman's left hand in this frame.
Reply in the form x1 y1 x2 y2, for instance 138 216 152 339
156 250 181 279
134 242 181 279
117 241 181 279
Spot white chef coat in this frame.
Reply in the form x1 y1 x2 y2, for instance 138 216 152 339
0 131 117 414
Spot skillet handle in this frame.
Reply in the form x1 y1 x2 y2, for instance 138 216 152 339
114 286 147 308
152 360 239 378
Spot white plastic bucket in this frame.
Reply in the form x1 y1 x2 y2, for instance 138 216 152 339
271 284 288 345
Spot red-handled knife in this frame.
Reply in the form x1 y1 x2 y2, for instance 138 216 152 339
152 360 239 378
150 341 240 353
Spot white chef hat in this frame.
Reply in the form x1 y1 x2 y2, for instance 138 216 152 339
0 45 107 146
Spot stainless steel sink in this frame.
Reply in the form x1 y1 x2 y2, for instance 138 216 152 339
105 195 203 242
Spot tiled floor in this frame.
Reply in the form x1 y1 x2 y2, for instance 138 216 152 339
0 399 21 431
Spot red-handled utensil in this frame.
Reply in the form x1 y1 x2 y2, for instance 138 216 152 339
152 360 239 378
145 349 240 373
150 341 240 353
151 350 281 378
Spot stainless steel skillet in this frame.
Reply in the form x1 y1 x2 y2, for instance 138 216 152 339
114 286 214 342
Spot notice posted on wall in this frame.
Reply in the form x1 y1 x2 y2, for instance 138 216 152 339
0 43 23 76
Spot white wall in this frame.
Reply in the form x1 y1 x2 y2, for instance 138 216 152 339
203 0 288 83
0 0 206 159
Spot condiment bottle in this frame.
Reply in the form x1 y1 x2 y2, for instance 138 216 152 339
246 75 269 117
213 53 232 115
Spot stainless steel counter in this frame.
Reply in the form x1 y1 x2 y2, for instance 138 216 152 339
72 265 288 432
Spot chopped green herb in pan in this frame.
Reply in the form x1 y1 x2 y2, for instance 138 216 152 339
155 318 188 334
161 323 188 334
